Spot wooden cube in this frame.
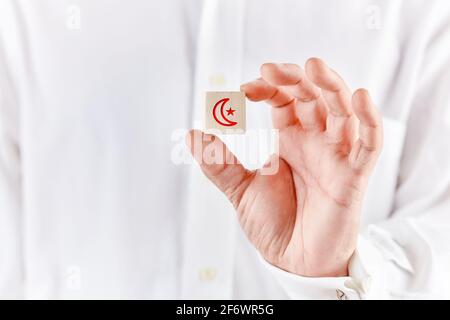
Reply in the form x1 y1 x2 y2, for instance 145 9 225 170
204 91 246 134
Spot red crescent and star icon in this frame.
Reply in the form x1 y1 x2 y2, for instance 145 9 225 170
212 98 238 127
205 91 246 133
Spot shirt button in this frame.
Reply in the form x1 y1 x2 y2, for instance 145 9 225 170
336 289 348 300
199 267 218 282
208 73 226 87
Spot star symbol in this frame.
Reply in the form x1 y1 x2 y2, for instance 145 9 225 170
226 107 236 116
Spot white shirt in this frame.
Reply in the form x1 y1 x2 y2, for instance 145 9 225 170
0 0 449 299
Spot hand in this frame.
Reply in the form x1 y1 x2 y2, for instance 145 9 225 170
186 58 383 277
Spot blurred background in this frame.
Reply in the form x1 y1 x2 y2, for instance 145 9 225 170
0 0 449 299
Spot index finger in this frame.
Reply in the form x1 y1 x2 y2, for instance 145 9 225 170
260 63 321 102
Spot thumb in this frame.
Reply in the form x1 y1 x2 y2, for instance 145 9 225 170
186 129 253 208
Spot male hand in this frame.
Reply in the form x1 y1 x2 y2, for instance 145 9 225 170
186 58 383 277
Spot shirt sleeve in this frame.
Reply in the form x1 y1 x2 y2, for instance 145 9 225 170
0 0 24 298
263 1 450 300
259 235 384 299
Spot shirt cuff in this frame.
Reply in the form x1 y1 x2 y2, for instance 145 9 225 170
261 235 388 300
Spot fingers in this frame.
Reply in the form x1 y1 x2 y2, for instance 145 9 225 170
260 63 325 130
349 89 383 172
186 130 252 208
260 63 321 102
305 58 356 144
242 59 376 158
305 58 352 117
240 79 297 129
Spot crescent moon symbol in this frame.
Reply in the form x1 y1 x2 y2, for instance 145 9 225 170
212 98 237 127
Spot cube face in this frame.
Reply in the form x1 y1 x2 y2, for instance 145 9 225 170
204 91 246 134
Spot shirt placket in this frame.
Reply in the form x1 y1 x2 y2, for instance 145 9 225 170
181 0 246 299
